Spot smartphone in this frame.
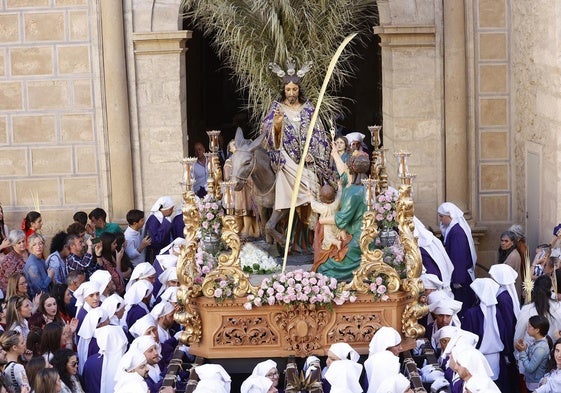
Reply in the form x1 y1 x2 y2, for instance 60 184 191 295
145 230 151 240
91 237 101 244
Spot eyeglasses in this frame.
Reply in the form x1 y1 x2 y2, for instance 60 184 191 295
69 361 78 367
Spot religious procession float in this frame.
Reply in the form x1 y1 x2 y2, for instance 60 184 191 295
174 128 428 359
174 0 429 360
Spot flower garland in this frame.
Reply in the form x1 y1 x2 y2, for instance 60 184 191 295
244 269 356 310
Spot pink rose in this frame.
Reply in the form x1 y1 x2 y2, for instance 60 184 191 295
375 276 383 285
377 285 387 294
214 288 223 298
243 302 253 310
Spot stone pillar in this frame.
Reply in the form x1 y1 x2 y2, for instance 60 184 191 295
100 0 134 220
443 1 469 212
373 19 444 225
132 31 192 209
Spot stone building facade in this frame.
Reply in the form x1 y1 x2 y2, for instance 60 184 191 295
0 0 559 270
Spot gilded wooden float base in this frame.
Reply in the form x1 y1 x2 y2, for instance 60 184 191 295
188 292 415 359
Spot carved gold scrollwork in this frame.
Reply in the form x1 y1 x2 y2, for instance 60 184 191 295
215 316 278 346
327 313 385 344
175 190 203 345
201 215 256 298
273 303 331 357
397 184 429 338
344 211 401 293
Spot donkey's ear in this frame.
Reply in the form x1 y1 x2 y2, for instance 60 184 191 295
234 127 246 148
249 132 266 150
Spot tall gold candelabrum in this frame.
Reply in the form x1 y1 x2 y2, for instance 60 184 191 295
393 150 429 337
206 130 223 200
367 125 388 192
175 157 203 345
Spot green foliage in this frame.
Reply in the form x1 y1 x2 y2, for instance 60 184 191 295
181 0 378 128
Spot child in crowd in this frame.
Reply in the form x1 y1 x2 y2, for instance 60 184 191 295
515 315 551 392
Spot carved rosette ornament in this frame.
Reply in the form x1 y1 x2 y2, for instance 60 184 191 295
174 190 203 345
272 303 331 357
343 210 401 293
201 215 256 298
397 184 429 338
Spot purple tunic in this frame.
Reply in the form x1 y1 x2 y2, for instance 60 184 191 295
496 290 516 357
126 304 148 331
444 223 476 313
83 354 102 393
170 214 185 240
461 306 512 391
420 247 443 280
145 215 172 262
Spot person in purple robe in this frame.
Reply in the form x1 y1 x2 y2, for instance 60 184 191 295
144 196 174 263
415 217 455 298
83 325 128 393
489 264 520 364
438 202 477 315
461 278 512 391
170 213 185 240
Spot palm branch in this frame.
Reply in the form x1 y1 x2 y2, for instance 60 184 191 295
181 0 379 129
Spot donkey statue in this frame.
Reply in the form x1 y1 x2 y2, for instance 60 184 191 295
230 128 317 251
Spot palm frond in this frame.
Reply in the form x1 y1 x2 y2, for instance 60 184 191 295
181 0 378 129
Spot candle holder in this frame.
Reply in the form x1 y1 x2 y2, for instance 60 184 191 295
394 150 411 181
367 125 382 150
220 180 237 215
361 178 377 211
207 130 221 154
180 157 197 193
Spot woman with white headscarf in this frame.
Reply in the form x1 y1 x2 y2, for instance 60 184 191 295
489 263 519 366
252 359 280 391
325 359 363 393
375 373 412 393
452 346 499 392
241 375 276 393
77 307 109 374
193 364 231 393
82 324 128 393
144 196 175 263
123 279 154 329
414 217 454 295
437 202 477 314
364 327 402 393
461 278 510 391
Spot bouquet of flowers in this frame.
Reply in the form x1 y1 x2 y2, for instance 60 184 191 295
382 242 407 279
212 277 235 303
373 188 399 228
240 243 280 274
244 269 356 310
196 194 224 238
194 245 216 285
368 275 389 301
